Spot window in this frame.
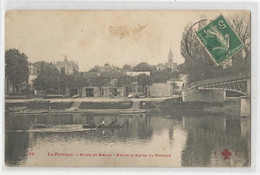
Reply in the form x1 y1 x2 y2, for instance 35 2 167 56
129 87 133 93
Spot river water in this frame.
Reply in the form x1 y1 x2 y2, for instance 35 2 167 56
5 111 250 167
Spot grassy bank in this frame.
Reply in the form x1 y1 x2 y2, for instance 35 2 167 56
140 98 223 110
6 101 133 110
79 101 133 109
6 101 74 110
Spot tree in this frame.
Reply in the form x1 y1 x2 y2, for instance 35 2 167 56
151 69 179 83
65 72 88 96
32 61 60 93
180 21 223 83
133 62 152 72
116 75 133 96
88 65 100 72
122 64 132 71
137 74 153 96
180 14 250 84
5 49 29 94
228 14 251 72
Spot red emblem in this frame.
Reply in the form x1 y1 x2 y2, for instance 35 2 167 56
221 149 232 159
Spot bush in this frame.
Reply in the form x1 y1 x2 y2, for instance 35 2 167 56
27 101 73 109
79 101 133 109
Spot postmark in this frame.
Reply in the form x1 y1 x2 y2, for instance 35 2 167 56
196 15 244 65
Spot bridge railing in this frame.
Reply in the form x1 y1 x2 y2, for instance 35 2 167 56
186 72 250 89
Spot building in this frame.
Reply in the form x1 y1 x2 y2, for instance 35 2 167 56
55 56 79 75
125 71 150 77
127 82 146 96
167 74 187 95
65 86 126 97
100 63 119 72
154 63 166 71
167 78 183 95
150 83 173 97
65 71 126 98
165 47 177 71
28 62 40 86
5 62 40 95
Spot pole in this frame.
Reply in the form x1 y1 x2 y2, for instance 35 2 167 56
58 76 60 95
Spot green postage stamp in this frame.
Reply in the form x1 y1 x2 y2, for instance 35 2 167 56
196 15 244 64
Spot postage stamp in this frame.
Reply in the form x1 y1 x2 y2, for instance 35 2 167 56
196 15 244 64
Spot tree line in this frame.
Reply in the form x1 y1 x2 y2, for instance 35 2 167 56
5 50 178 96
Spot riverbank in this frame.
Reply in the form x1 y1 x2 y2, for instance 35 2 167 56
5 97 241 116
5 97 171 110
5 96 172 103
157 97 241 116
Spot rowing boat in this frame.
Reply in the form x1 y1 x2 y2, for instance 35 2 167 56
82 124 124 129
119 109 146 115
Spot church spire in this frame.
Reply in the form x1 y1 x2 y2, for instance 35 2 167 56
168 46 173 63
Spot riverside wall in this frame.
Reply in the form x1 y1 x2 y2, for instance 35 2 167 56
182 89 226 103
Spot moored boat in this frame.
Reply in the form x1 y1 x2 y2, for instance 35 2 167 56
32 124 52 129
119 109 146 115
82 124 124 129
9 106 27 112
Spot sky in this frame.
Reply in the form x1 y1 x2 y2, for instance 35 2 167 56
5 10 248 72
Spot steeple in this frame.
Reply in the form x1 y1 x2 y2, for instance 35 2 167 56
64 55 68 62
168 46 173 63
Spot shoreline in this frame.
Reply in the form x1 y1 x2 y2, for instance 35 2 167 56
5 97 242 116
9 108 151 115
5 97 174 103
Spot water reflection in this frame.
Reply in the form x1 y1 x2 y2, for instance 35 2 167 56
5 112 250 167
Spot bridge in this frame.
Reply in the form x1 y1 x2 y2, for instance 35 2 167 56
186 72 251 96
182 72 251 117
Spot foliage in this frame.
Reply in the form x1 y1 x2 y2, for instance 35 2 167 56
228 14 251 72
66 72 88 88
137 74 153 95
151 69 179 83
32 61 60 92
79 101 133 109
116 75 133 95
133 62 152 72
88 65 100 72
122 64 132 71
116 75 133 87
5 49 29 92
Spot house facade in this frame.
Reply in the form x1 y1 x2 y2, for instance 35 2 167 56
55 56 79 75
125 71 151 77
150 83 173 97
66 86 126 97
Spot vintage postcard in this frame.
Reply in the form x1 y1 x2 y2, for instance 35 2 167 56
4 10 251 167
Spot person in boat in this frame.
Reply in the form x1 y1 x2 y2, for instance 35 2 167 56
99 120 105 127
90 120 96 127
109 120 115 126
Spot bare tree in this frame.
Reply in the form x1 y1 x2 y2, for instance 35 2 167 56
228 14 251 71
180 13 251 83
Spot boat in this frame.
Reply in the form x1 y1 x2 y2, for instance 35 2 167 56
119 109 146 115
15 110 49 114
82 124 124 129
32 124 52 129
9 106 27 112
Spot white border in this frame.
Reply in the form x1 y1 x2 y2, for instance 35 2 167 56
0 1 259 175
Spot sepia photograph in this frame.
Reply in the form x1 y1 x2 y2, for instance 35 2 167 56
4 10 251 167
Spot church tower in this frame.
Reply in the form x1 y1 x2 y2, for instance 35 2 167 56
168 47 173 63
165 46 177 71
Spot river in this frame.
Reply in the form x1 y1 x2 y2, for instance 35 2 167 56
5 111 250 167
